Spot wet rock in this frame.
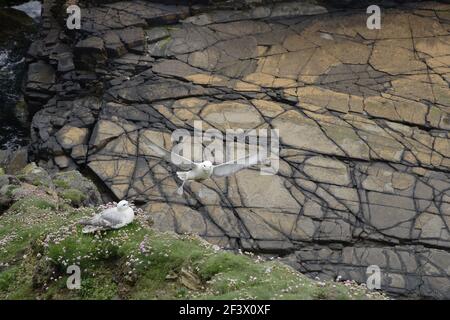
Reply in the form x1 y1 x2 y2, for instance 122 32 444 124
103 31 127 58
74 36 107 69
145 27 169 43
25 61 55 111
57 52 75 73
117 27 145 49
26 61 55 89
80 1 189 34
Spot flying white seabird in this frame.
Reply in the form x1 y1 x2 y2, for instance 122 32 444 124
144 140 267 195
79 200 134 233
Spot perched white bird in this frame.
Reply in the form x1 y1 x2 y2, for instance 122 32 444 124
79 200 134 233
144 140 267 195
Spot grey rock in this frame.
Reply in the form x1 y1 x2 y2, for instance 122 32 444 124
74 36 107 69
0 147 28 174
52 170 102 207
117 27 145 49
103 31 127 58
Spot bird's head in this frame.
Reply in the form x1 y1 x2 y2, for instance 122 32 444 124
201 160 213 169
117 200 129 211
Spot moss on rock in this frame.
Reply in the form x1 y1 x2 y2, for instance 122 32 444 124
53 179 69 189
60 189 87 207
8 196 57 212
18 163 53 189
53 171 102 206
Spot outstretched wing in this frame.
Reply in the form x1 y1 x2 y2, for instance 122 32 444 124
142 136 195 170
212 152 266 177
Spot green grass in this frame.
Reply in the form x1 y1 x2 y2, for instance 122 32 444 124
4 185 17 197
8 197 56 212
53 179 70 189
0 266 18 291
0 198 387 300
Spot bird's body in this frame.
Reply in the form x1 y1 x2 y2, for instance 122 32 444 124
79 200 134 233
177 160 214 182
176 160 215 194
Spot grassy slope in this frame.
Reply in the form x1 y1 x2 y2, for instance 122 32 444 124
0 198 386 300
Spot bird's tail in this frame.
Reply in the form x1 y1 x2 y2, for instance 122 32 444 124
176 171 189 195
79 219 91 226
82 225 104 234
176 171 188 181
177 180 186 195
79 217 106 233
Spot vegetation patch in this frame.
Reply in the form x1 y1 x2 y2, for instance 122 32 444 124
0 196 388 300
8 196 56 212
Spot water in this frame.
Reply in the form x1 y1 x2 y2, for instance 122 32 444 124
0 47 28 150
0 1 41 150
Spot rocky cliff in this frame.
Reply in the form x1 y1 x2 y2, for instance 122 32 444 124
25 0 450 298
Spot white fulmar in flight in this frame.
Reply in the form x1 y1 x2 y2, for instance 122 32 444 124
145 139 267 195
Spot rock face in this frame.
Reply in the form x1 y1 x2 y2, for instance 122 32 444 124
27 0 450 298
0 162 102 214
